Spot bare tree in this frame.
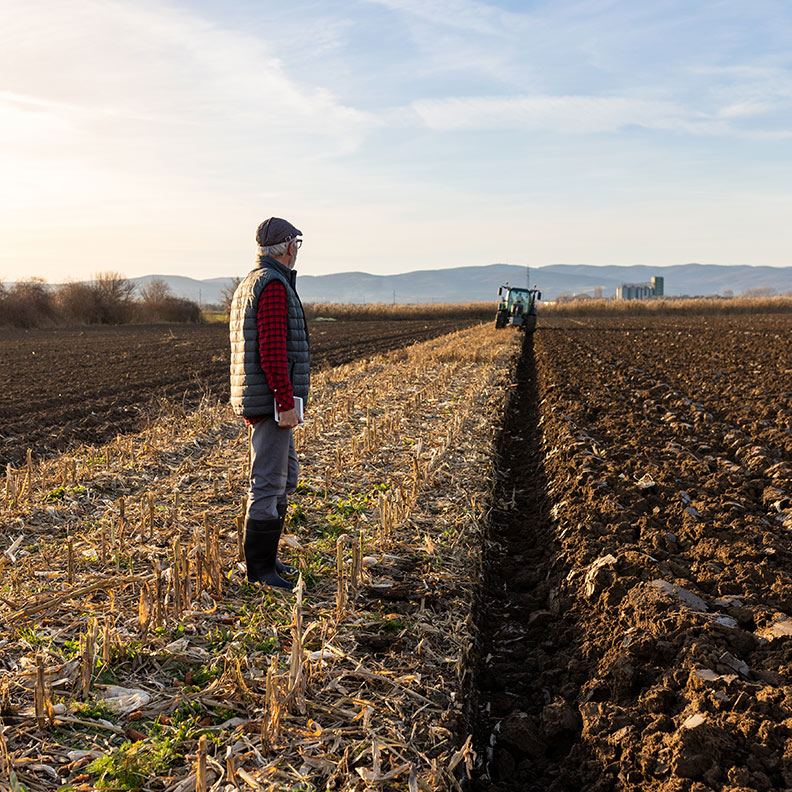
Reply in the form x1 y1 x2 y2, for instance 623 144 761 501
92 271 135 303
139 278 172 304
743 286 776 298
89 271 134 322
220 277 242 317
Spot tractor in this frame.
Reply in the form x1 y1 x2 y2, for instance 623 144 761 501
495 284 541 332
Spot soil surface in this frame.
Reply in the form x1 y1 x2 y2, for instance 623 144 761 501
0 319 477 468
472 314 792 792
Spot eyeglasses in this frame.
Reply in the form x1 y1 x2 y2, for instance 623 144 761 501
294 238 303 249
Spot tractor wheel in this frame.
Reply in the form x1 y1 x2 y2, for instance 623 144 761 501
495 310 508 328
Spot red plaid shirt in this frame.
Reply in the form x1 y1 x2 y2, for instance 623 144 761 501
245 280 295 425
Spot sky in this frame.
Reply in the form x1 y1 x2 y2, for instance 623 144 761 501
2 0 791 282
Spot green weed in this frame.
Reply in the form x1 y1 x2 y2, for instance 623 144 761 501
61 638 81 659
316 512 350 539
382 616 406 633
333 492 371 516
16 626 52 649
43 486 66 502
87 719 193 790
73 699 117 722
190 663 219 687
207 625 234 649
212 705 238 724
245 635 278 654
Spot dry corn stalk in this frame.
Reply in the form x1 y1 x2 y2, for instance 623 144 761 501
138 583 152 636
336 534 348 618
196 733 207 792
288 575 305 710
262 655 282 749
23 449 33 501
236 514 244 561
67 537 74 584
34 654 46 730
102 619 112 665
4 464 15 507
350 533 362 595
81 618 99 698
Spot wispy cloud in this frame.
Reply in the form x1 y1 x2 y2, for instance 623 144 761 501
0 0 386 279
361 0 524 36
0 0 380 165
411 94 717 134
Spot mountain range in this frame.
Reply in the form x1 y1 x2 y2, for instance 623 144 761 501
130 263 792 305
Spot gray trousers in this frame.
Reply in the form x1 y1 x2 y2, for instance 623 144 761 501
247 418 298 520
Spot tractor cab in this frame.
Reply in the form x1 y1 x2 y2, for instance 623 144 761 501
495 284 542 332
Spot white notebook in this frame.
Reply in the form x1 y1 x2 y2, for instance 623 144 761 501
274 396 304 423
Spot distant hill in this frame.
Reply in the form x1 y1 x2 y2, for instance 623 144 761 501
129 263 792 305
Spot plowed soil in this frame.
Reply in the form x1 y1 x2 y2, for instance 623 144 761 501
473 314 792 792
0 319 477 469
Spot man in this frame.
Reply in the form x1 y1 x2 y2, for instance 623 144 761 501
229 217 310 590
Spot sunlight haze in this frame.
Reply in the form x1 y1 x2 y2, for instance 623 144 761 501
2 0 791 282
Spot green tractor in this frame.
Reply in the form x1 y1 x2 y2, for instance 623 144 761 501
495 284 541 332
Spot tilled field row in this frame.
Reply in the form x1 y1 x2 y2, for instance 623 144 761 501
474 317 792 792
0 319 479 470
566 314 792 457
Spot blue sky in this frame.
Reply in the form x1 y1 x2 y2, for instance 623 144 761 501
1 0 791 282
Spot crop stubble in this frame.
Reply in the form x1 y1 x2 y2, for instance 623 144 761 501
0 323 517 791
473 314 792 791
0 319 477 469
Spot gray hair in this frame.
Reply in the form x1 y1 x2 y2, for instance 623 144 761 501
258 241 290 258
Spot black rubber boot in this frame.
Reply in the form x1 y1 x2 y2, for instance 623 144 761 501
275 503 297 577
244 517 293 590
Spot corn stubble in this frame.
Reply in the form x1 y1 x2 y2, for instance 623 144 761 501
0 323 518 791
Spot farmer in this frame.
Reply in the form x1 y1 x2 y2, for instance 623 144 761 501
229 217 310 590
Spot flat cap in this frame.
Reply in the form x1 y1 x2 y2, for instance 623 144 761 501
256 217 302 247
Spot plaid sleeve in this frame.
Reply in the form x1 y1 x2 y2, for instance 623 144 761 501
257 280 295 413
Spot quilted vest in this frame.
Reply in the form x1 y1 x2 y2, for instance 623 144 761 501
229 256 310 418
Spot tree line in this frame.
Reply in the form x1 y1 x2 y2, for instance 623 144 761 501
0 273 202 328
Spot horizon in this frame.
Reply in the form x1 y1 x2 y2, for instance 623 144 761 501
4 260 792 290
2 1 791 282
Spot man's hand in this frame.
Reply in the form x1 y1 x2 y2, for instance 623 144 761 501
277 408 301 428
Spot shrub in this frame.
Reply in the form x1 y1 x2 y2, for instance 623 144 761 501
55 281 106 324
136 279 203 323
0 279 58 327
52 273 135 324
91 271 135 323
0 273 202 327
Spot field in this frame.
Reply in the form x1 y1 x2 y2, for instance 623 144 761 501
1 313 792 791
474 314 792 791
0 319 478 470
